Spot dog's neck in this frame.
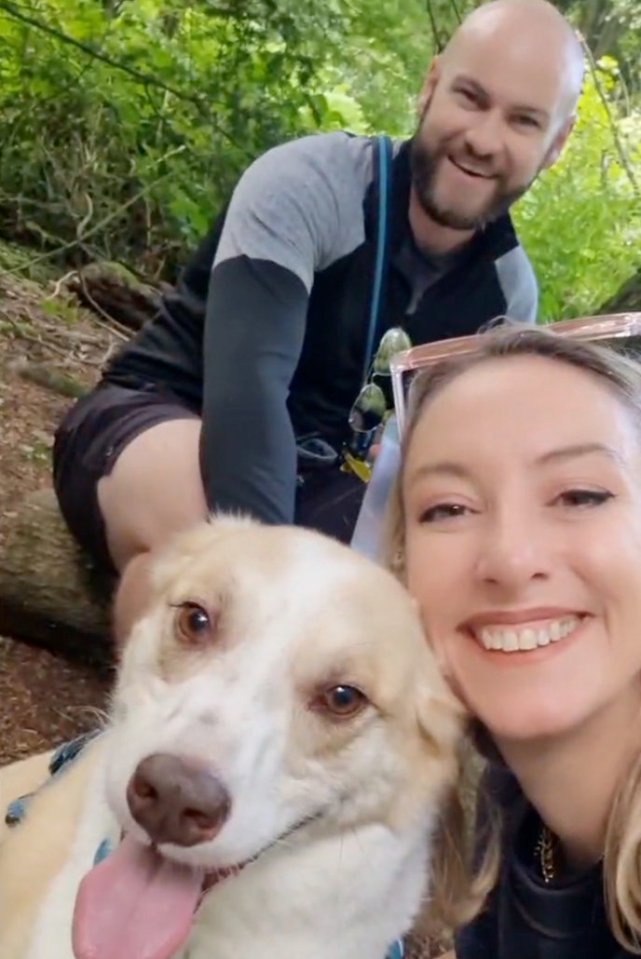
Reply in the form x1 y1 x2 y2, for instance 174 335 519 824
176 818 429 959
24 742 431 959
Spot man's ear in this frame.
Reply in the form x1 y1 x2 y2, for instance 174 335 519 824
542 116 575 170
416 56 441 118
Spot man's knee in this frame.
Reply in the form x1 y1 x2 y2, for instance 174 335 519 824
97 418 207 571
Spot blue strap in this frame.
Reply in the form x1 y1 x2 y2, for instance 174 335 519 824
386 940 405 958
5 731 98 828
362 134 393 385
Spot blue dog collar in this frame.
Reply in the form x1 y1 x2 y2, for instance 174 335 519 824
386 941 404 958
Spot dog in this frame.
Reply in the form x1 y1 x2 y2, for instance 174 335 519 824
0 517 461 959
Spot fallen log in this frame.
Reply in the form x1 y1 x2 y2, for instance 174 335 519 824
68 261 164 333
0 488 113 667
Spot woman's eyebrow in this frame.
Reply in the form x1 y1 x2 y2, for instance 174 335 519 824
405 461 474 486
535 443 626 468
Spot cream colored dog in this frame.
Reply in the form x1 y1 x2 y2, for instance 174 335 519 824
0 518 460 959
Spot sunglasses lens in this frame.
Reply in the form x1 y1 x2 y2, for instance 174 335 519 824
349 382 386 431
347 383 387 459
344 328 412 468
372 327 412 375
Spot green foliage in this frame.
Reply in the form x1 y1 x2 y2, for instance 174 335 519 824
0 0 638 317
513 56 641 321
0 0 370 271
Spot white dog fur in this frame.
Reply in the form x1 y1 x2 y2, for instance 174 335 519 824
0 517 461 959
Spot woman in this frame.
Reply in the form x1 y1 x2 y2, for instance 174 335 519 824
386 325 641 957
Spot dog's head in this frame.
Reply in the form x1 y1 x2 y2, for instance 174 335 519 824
105 517 462 871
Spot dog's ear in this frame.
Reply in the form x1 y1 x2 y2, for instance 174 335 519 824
414 655 465 762
386 652 464 831
150 514 259 592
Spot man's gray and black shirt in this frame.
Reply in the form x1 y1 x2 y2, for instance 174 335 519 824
103 132 538 526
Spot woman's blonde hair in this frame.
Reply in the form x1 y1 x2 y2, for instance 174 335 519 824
383 325 641 950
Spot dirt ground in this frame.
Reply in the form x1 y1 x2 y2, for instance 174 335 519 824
0 255 116 763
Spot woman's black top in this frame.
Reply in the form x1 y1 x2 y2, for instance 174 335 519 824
455 771 632 959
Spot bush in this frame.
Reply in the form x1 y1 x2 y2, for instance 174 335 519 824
0 0 638 316
0 0 367 272
513 57 641 321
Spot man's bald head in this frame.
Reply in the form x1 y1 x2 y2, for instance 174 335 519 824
408 0 584 243
441 0 585 122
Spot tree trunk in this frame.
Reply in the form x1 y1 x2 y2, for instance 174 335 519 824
69 262 165 333
599 267 641 313
0 489 113 667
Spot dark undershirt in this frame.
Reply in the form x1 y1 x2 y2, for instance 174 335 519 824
455 784 631 959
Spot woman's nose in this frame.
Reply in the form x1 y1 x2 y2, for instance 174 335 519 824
474 512 550 590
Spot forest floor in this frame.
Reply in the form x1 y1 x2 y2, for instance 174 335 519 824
0 243 115 763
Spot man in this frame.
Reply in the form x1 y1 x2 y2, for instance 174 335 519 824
53 0 584 639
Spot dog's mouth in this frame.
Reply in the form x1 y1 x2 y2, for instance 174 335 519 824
72 810 326 959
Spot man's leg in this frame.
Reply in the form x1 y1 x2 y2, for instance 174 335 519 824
96 418 207 644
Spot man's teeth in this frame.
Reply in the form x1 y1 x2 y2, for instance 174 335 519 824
453 159 489 177
477 617 581 653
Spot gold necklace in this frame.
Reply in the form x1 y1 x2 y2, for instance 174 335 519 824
535 824 557 883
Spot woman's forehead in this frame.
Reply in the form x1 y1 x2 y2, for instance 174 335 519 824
407 355 640 468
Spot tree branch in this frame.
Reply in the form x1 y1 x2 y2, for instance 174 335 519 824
425 0 444 52
0 146 187 278
581 38 640 198
449 0 462 25
0 0 250 157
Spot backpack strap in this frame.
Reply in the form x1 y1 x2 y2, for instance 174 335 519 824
361 134 394 385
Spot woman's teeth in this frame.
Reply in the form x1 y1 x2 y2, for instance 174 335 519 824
476 617 581 653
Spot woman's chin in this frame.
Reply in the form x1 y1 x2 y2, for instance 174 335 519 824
473 696 588 747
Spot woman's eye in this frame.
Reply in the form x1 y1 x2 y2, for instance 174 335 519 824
555 489 614 509
419 503 471 523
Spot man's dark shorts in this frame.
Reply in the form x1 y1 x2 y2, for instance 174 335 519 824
53 384 365 575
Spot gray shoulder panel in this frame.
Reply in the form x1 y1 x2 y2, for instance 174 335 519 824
214 132 375 292
495 244 539 323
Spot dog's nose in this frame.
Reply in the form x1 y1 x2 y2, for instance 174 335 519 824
126 753 231 847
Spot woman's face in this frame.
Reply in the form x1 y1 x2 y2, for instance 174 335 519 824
402 354 641 744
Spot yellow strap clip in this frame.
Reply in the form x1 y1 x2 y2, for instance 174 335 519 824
341 451 372 483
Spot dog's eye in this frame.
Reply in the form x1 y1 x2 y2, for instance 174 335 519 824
316 685 368 719
175 603 213 645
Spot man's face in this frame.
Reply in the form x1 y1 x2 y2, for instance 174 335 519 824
411 37 573 231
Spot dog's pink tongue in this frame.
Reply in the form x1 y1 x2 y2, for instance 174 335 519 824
72 835 204 959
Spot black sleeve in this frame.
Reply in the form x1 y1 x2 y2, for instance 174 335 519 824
199 256 309 524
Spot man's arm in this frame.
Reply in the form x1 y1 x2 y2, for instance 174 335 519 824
200 255 308 524
198 133 367 524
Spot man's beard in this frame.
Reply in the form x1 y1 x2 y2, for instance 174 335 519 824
409 133 530 232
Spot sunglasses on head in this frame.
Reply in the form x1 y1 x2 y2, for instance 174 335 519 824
389 313 641 438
